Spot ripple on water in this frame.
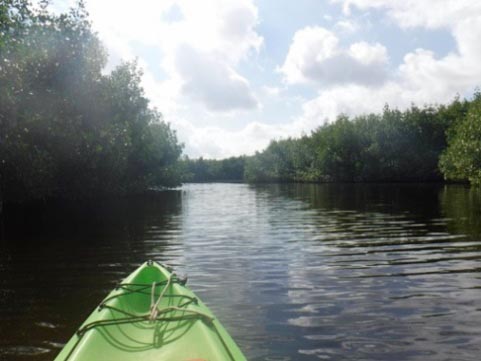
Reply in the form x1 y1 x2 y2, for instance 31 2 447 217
0 346 51 357
2 183 481 361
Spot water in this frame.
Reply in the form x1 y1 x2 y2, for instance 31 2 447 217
1 183 481 360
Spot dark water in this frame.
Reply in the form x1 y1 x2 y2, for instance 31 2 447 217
1 183 481 361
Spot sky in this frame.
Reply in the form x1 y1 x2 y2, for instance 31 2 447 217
51 0 481 159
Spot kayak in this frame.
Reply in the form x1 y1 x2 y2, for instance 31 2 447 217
54 261 247 361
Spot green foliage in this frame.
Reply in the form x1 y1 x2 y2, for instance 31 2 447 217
0 1 183 203
245 98 473 184
440 93 481 185
183 156 246 182
244 137 316 182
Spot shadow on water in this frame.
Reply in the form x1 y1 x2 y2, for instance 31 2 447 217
0 191 183 361
440 185 481 241
1 191 183 243
251 183 444 216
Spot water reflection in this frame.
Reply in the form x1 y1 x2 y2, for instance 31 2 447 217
0 192 184 361
1 184 481 360
440 185 481 240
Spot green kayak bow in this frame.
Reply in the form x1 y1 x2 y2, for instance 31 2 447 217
54 261 247 361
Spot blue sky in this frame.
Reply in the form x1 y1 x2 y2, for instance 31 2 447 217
52 0 481 158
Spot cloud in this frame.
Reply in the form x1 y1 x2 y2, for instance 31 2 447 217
334 19 359 33
159 1 262 113
262 86 283 96
175 45 258 111
295 1 481 129
176 120 290 158
300 84 403 125
332 0 481 29
280 26 389 87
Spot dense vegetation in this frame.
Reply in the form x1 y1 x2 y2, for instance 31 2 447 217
181 156 246 182
244 95 481 184
439 95 481 185
0 1 183 205
184 94 481 185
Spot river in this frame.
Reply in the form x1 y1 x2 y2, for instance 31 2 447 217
1 183 481 360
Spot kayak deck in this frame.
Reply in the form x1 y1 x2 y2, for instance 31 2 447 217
54 261 246 361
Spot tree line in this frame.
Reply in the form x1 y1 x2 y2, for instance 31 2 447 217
186 94 481 185
0 0 183 205
2 1 481 210
181 156 246 182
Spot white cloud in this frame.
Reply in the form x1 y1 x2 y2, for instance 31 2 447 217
349 41 387 65
334 19 359 33
323 14 334 22
280 26 389 87
176 45 258 111
332 0 481 29
301 84 404 125
176 120 290 159
293 1 481 132
262 86 283 96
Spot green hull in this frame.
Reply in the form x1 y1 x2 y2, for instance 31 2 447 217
54 261 247 361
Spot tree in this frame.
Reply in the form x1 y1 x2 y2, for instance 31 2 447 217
0 1 183 204
440 93 481 185
244 98 468 184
